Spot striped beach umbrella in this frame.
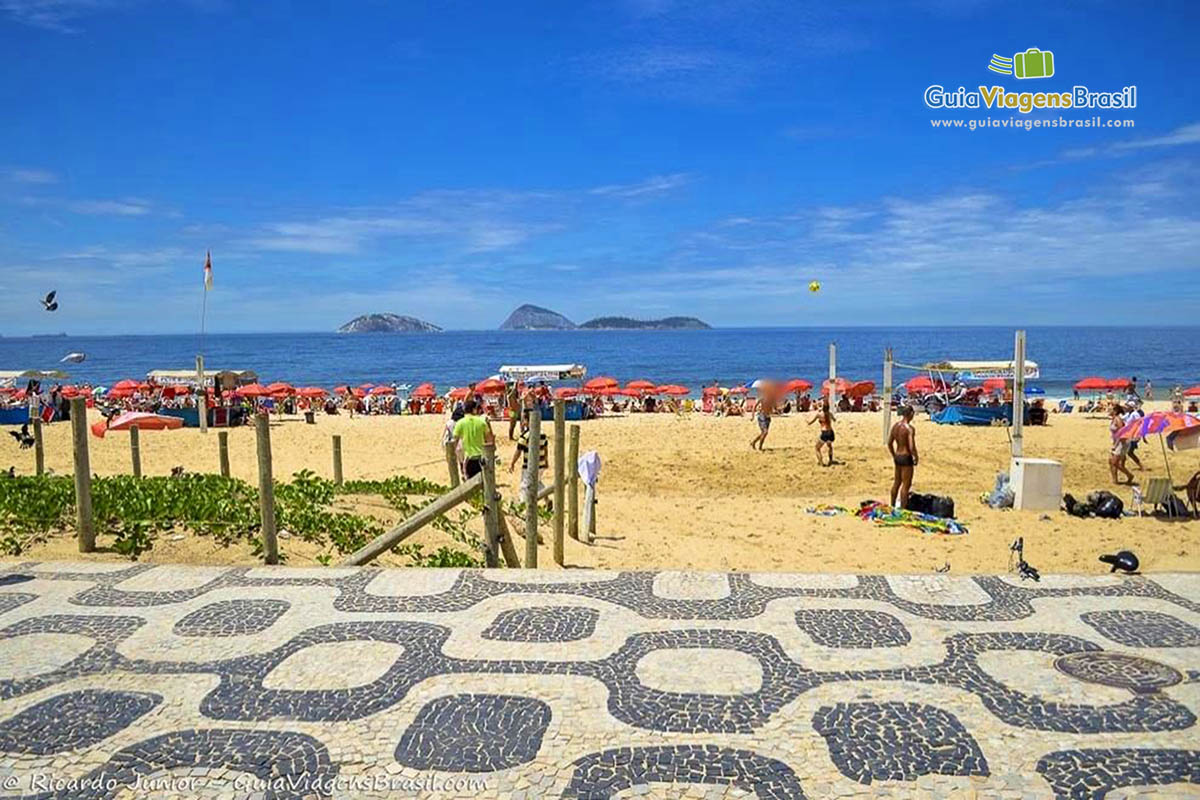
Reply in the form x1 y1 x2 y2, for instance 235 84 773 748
1116 412 1200 483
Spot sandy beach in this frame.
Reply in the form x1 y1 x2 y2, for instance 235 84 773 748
5 405 1195 575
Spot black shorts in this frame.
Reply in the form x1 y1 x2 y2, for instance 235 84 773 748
893 454 914 467
820 430 835 443
464 457 483 479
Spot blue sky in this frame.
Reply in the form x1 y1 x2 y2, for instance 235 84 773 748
1 0 1197 334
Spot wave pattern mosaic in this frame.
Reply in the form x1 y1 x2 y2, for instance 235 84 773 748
0 562 1198 798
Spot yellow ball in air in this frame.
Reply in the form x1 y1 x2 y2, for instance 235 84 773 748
808 281 821 293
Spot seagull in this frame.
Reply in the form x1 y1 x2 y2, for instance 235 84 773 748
61 352 86 364
8 423 34 449
41 290 58 311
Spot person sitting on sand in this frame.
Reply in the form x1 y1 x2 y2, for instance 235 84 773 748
837 395 851 413
750 390 775 451
888 405 918 507
808 398 836 466
451 399 494 480
1109 405 1134 485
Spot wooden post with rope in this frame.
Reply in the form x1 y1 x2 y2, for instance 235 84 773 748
552 400 565 566
444 441 460 488
524 407 541 568
32 417 44 476
255 413 279 565
567 424 580 540
332 435 344 486
480 442 501 567
69 396 94 552
129 426 142 478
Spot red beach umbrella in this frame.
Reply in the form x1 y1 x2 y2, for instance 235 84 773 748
626 380 656 391
584 377 618 393
554 387 580 399
1074 377 1109 391
447 387 469 400
847 380 876 398
266 382 294 396
475 378 507 394
783 379 813 394
236 384 271 397
369 386 394 395
1107 377 1133 390
660 385 690 396
982 378 1006 393
296 387 326 398
702 386 724 396
112 379 140 391
412 383 436 398
821 378 853 396
1183 385 1200 397
905 376 936 394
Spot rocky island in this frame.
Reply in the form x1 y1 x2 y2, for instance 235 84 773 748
578 316 710 330
498 304 577 330
336 314 442 333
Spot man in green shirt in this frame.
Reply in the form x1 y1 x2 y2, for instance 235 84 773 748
451 399 494 479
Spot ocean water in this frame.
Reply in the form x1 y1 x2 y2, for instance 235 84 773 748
0 327 1194 397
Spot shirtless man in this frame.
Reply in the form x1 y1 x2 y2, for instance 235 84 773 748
808 398 836 466
505 381 521 440
888 405 918 508
750 390 775 451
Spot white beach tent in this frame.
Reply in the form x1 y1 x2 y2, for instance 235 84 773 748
146 369 258 388
498 364 587 382
0 369 70 388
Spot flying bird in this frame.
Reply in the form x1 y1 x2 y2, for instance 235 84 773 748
8 423 34 449
61 352 86 364
41 290 58 311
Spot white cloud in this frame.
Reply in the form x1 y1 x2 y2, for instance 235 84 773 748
0 0 120 31
588 173 692 198
7 168 58 184
1112 122 1200 151
71 198 152 216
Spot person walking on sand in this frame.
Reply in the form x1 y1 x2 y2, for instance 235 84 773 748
1108 405 1135 485
808 398 836 466
451 399 494 480
750 390 776 451
505 381 521 440
888 405 918 508
509 411 549 497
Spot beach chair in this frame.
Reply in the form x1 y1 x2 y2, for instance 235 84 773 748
1173 471 1200 518
1140 477 1175 517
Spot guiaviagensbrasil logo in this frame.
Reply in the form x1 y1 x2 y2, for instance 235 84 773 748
924 46 1136 114
988 48 1054 79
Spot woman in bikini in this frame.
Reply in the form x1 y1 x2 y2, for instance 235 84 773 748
1109 405 1134 484
808 398 836 466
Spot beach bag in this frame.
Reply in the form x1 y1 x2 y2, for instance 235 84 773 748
905 493 932 514
929 495 955 519
1162 494 1189 517
1092 491 1124 519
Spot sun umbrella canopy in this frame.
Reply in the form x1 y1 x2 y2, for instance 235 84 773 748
475 378 507 394
369 386 394 395
626 380 656 391
701 386 724 396
411 383 436 398
821 377 853 396
91 412 183 438
236 384 269 397
266 382 294 395
1182 386 1200 397
982 378 1007 392
554 387 580 399
1107 378 1133 390
905 376 943 394
1116 412 1200 441
584 376 618 392
1074 377 1108 391
112 379 140 390
783 379 812 393
296 387 326 397
659 385 689 396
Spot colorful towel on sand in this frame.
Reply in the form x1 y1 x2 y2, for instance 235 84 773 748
806 502 969 535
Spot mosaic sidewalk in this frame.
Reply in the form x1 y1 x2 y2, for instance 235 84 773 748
1 562 1198 799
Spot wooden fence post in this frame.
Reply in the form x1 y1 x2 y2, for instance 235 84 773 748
129 426 142 478
480 442 501 567
553 400 565 566
444 441 460 488
32 417 44 476
218 431 230 477
567 424 580 541
524 407 540 568
255 413 279 565
69 397 94 552
332 434 344 485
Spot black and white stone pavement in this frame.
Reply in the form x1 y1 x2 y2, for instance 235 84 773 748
0 562 1197 798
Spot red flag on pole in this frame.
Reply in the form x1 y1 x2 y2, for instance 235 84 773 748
203 250 213 290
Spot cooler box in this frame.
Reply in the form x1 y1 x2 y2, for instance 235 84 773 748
1010 457 1062 511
